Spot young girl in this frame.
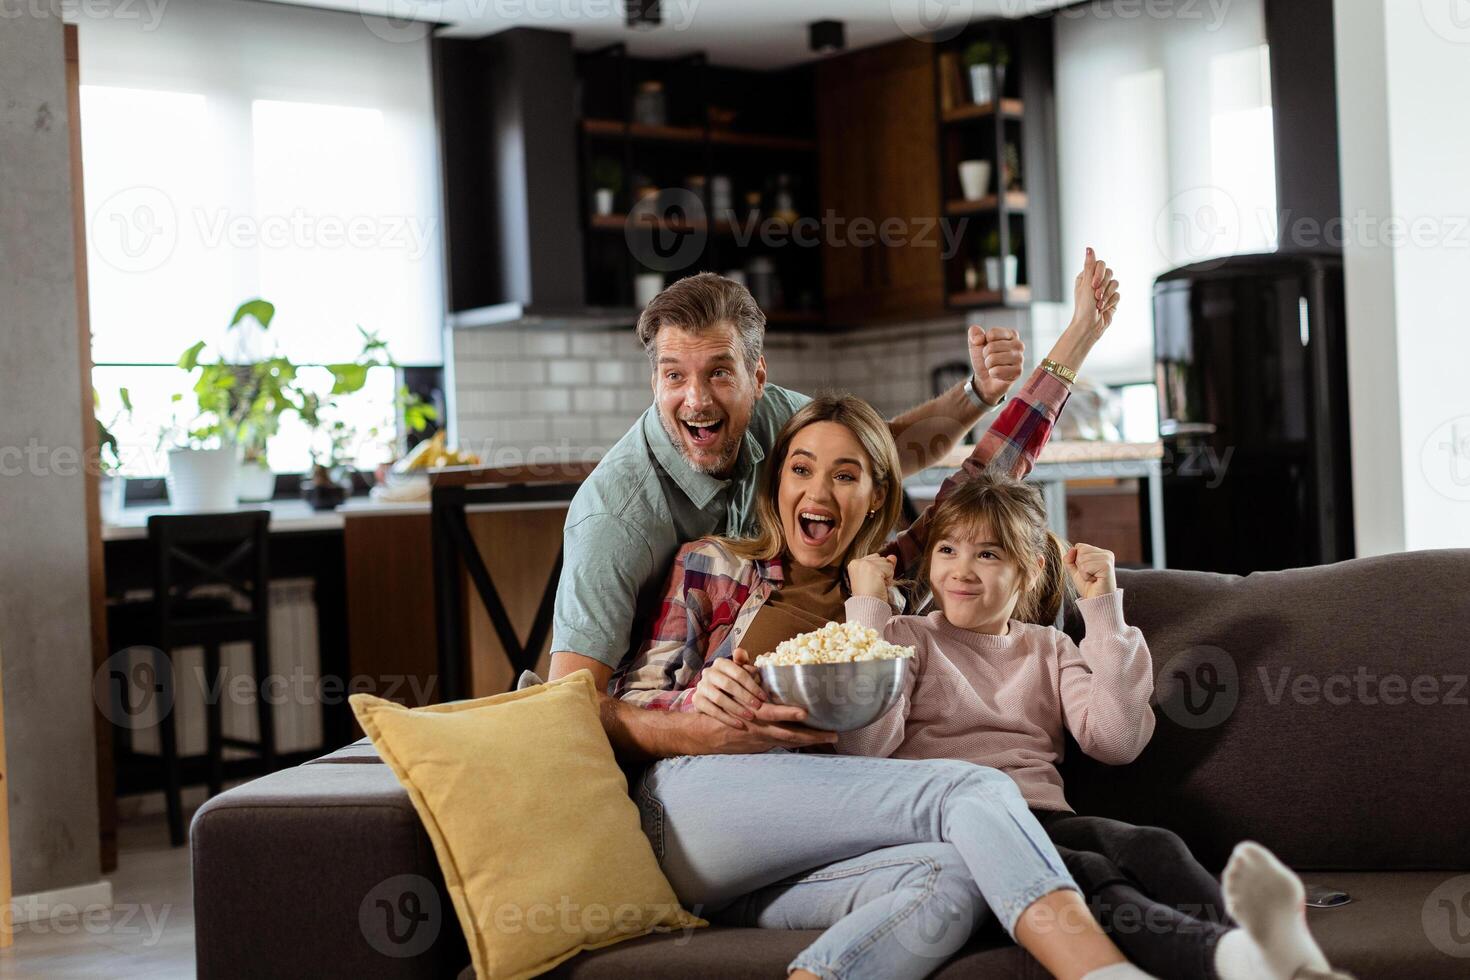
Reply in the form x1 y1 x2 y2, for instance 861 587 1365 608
838 474 1350 980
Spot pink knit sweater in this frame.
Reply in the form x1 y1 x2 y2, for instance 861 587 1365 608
836 592 1157 812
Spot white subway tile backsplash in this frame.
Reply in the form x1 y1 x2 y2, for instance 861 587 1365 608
522 331 569 357
548 360 592 385
450 310 1030 455
550 416 596 443
573 388 617 414
454 330 521 359
520 388 572 414
594 361 629 385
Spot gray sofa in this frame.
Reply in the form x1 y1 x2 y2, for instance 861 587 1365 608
193 549 1470 978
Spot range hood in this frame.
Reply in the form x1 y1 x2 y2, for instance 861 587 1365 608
436 28 637 330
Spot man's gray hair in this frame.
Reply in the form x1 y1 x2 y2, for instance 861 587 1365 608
635 272 766 373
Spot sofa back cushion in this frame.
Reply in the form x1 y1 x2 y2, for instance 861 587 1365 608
1058 549 1470 871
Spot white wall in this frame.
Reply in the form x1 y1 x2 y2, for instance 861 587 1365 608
1334 0 1470 553
1053 0 1276 385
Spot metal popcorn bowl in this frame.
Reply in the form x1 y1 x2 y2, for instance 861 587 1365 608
759 658 907 733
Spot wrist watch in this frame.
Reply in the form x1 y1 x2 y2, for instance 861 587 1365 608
963 375 1003 410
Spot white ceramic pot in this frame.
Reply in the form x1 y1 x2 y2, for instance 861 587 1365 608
958 160 992 201
984 255 1020 292
236 460 277 502
634 272 664 309
166 447 238 512
969 64 1005 105
593 187 615 216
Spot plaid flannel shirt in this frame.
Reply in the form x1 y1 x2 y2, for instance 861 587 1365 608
611 367 1072 710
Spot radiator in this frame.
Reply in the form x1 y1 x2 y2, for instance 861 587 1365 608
125 578 324 757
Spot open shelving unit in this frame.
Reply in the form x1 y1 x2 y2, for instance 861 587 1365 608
932 20 1061 312
575 45 824 323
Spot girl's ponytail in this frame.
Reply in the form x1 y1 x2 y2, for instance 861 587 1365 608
1018 530 1072 626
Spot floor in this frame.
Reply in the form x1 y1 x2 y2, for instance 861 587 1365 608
2 813 196 979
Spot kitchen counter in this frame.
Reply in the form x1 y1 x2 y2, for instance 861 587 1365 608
100 496 581 542
101 461 600 542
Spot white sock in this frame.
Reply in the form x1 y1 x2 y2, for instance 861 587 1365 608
1081 964 1156 980
1223 842 1332 980
1213 928 1269 980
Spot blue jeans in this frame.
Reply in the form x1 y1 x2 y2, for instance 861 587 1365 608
636 753 1078 980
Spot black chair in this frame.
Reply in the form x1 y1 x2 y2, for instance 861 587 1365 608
113 511 276 846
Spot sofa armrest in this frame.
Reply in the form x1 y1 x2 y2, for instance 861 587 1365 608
192 753 469 979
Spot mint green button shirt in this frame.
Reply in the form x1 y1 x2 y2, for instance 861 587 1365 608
551 384 811 669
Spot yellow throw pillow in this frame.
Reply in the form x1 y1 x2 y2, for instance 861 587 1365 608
350 670 704 979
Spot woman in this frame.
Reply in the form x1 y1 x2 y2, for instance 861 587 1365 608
613 253 1148 980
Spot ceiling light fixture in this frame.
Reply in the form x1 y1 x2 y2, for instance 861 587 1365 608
809 20 845 54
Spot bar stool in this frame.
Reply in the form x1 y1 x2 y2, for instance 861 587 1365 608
128 511 275 846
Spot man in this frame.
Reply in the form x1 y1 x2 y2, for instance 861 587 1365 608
548 271 1026 757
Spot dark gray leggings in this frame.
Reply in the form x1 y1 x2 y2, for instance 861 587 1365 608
1033 810 1233 980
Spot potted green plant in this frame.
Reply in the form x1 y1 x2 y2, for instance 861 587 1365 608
175 299 293 503
297 387 356 511
962 40 1010 106
590 157 622 216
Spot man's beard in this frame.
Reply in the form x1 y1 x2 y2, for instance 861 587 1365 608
659 412 740 476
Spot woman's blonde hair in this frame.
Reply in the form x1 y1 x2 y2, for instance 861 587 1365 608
721 393 905 567
919 473 1073 625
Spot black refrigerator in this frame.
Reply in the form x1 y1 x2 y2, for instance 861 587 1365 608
1153 252 1353 574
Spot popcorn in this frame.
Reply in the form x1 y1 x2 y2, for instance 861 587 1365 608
755 620 915 668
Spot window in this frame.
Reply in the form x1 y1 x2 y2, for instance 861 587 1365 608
77 0 443 474
1054 0 1277 386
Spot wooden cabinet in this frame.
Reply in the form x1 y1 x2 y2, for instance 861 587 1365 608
817 40 947 325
